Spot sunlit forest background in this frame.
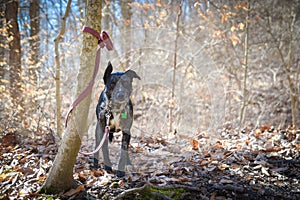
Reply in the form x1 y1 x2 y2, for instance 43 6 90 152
1 0 299 140
1 1 300 198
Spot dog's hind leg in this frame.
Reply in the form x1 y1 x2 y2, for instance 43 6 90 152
117 131 131 177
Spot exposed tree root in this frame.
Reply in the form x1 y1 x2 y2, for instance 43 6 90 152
114 184 201 200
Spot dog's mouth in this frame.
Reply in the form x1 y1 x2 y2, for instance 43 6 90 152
110 99 127 108
113 97 127 103
112 92 129 103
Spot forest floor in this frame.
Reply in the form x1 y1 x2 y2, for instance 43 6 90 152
0 125 300 200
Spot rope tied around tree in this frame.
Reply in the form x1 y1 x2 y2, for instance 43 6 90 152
65 27 114 128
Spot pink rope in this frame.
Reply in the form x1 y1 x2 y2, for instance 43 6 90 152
65 27 113 127
79 126 110 155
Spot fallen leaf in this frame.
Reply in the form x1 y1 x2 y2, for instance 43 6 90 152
239 22 245 30
265 146 281 152
119 180 125 188
245 174 252 180
179 177 190 182
271 167 288 173
203 151 211 157
230 35 240 46
220 178 233 184
254 129 262 138
78 173 87 182
231 163 240 169
64 185 85 197
190 139 199 150
210 191 216 200
92 169 104 177
199 159 211 166
17 167 34 175
215 141 224 149
261 167 270 176
261 125 271 132
220 163 230 170
206 165 217 172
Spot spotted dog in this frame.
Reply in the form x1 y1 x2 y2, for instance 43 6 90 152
94 62 140 177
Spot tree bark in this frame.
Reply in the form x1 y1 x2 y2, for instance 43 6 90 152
120 0 132 71
29 0 40 85
0 3 6 81
5 0 22 105
40 0 102 194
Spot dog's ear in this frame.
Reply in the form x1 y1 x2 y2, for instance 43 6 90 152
103 61 113 84
124 70 141 81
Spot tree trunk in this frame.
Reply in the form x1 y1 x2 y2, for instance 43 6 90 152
239 1 250 127
54 0 72 138
0 3 6 81
40 0 102 194
25 0 40 125
170 1 183 133
266 6 298 128
29 0 40 85
286 11 298 128
39 125 81 194
120 0 132 70
5 0 22 106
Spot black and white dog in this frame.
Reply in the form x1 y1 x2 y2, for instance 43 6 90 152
94 61 140 177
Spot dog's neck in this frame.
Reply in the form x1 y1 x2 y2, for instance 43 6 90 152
109 100 129 113
101 92 131 122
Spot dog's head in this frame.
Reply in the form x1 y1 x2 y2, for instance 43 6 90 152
103 62 140 105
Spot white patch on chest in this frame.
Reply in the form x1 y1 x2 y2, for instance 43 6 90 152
110 112 121 130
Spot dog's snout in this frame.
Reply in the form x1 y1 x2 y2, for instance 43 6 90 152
116 92 125 101
112 86 127 103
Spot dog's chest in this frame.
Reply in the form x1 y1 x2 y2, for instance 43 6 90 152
110 112 121 130
109 108 128 131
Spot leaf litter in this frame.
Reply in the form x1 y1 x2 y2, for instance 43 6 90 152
0 125 300 199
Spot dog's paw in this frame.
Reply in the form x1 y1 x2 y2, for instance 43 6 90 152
93 158 99 169
116 170 125 177
104 165 113 173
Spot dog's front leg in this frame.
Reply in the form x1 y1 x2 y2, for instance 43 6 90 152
94 121 101 169
117 131 131 177
94 121 112 172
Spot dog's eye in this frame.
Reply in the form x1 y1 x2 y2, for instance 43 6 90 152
110 83 115 88
121 81 132 89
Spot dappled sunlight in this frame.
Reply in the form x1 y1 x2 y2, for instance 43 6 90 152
1 0 299 199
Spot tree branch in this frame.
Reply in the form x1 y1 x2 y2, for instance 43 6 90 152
54 0 72 137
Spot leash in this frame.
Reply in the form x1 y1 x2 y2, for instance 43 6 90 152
79 112 111 156
65 26 113 128
64 27 113 156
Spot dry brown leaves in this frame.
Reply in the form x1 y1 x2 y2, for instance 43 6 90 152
0 125 299 199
